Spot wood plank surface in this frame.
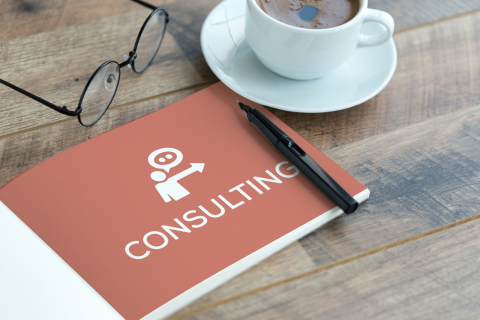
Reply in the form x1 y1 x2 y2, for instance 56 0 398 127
270 8 480 150
2 0 480 42
0 0 174 41
0 4 480 317
182 212 480 319
369 0 480 30
2 0 480 319
169 99 480 319
0 85 210 187
0 10 214 136
3 6 480 186
2 0 480 137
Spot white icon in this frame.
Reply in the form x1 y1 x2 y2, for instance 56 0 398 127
148 148 205 203
148 148 183 173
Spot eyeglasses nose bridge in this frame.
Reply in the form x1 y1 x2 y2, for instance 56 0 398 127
120 51 137 69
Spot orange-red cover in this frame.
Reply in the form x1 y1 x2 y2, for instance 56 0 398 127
0 83 366 320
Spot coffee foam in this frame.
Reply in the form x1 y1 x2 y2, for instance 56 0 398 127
256 0 359 29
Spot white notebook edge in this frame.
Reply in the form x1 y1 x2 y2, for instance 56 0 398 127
0 200 124 320
143 188 370 320
0 189 369 320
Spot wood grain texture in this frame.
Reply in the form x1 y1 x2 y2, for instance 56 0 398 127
2 0 480 138
2 0 480 42
2 0 478 139
3 3 480 181
165 0 221 80
0 10 214 136
0 85 210 187
1 7 480 317
184 213 480 319
270 8 480 151
2 0 480 319
0 0 174 41
167 100 480 319
369 0 480 30
168 101 480 319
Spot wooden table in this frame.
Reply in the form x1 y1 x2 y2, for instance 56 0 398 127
1 0 480 319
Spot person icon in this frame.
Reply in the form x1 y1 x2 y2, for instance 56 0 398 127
148 148 205 203
151 170 190 203
150 163 205 203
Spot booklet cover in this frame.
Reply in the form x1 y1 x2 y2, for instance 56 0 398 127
0 82 368 320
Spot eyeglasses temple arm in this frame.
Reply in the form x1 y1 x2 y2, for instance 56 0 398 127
131 0 171 21
131 0 157 10
0 78 81 116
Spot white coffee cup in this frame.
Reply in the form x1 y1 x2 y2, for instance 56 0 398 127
245 0 394 80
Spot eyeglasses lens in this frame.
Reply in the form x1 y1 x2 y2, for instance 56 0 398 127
79 61 120 126
134 10 167 73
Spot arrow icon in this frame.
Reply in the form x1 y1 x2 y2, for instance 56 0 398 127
170 163 205 182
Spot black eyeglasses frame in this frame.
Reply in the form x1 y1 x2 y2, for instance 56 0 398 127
0 0 170 127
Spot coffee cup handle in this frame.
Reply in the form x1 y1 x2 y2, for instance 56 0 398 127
358 9 394 48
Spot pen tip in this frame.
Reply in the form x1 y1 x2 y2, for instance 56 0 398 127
237 101 252 114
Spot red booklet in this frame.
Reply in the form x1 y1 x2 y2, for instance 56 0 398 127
0 83 368 320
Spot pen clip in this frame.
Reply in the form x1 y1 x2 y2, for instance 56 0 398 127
288 141 306 157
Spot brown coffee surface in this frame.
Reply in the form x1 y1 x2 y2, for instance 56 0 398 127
255 0 359 29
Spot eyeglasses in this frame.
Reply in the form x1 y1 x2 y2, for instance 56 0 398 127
0 0 170 127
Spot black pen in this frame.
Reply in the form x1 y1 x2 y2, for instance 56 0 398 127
237 101 358 214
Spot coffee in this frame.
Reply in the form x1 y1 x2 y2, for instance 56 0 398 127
255 0 359 29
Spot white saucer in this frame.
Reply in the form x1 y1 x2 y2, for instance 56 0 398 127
200 0 397 113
